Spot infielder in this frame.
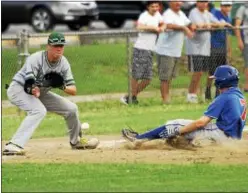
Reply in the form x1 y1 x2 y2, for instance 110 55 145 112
122 65 247 144
3 32 99 156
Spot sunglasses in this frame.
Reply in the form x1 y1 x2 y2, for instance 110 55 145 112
48 38 66 45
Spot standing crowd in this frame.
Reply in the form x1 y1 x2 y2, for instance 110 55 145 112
121 0 248 105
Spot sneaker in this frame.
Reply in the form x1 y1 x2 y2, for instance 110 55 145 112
205 87 212 100
2 142 25 156
122 128 139 142
71 137 99 150
131 96 139 104
120 95 129 105
120 95 139 105
187 93 198 103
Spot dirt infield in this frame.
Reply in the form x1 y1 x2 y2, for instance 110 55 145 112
2 135 248 165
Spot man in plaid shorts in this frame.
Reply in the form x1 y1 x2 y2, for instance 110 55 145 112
120 1 165 105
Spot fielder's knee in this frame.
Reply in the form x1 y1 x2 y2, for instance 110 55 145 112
67 103 78 116
29 107 47 118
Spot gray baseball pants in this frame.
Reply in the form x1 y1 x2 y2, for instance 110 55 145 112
166 119 229 142
7 81 81 148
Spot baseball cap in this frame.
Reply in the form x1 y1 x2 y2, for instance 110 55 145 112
220 1 232 6
48 32 66 46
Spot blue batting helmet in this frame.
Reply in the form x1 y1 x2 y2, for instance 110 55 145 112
212 65 239 89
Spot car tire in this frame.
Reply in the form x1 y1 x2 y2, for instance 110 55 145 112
105 20 125 29
31 8 54 32
2 22 9 32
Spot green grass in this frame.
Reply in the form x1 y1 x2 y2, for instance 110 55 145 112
2 163 248 192
2 36 245 100
3 91 248 140
2 97 209 140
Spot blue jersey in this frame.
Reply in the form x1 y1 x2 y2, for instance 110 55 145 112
211 9 231 49
204 87 247 139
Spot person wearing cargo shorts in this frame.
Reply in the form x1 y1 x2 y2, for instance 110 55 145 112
120 1 165 105
185 0 230 103
155 1 194 104
2 32 99 156
156 55 180 103
235 3 248 91
205 1 233 100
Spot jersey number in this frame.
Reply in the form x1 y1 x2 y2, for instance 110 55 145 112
240 99 247 121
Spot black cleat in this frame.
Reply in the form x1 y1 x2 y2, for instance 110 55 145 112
120 95 139 105
122 128 139 142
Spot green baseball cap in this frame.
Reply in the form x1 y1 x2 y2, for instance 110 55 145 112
48 32 66 46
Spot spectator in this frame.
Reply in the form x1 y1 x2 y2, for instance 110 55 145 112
185 0 229 103
235 3 248 92
205 0 233 100
121 1 165 105
155 1 194 104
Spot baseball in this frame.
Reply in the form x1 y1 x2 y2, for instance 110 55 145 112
81 122 90 130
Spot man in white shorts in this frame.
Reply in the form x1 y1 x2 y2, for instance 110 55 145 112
121 1 165 105
122 66 247 144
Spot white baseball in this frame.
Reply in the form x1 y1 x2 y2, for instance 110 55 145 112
81 122 90 130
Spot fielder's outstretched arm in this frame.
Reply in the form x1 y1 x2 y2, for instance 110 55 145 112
179 116 213 134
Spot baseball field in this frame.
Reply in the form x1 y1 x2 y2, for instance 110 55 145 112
2 98 248 192
2 41 248 192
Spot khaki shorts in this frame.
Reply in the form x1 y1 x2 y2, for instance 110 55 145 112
157 55 179 81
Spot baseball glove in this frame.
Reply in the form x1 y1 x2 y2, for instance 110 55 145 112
42 72 65 89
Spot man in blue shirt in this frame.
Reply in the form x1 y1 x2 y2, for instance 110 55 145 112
206 1 233 100
122 65 247 144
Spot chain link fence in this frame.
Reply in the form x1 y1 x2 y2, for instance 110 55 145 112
1 27 248 103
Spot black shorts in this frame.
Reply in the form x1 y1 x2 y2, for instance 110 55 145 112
188 55 209 72
209 48 227 75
